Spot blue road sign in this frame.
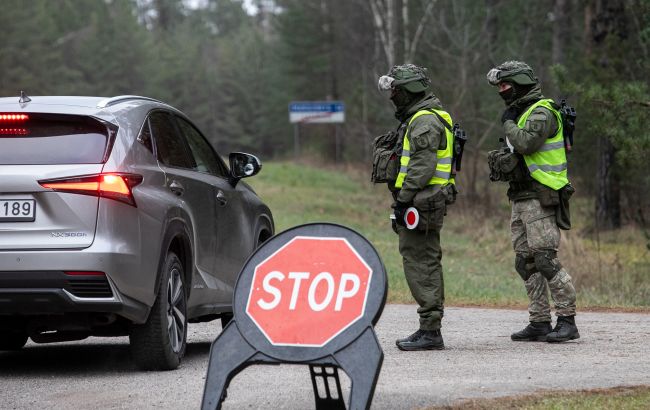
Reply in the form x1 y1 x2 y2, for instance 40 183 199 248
289 101 345 123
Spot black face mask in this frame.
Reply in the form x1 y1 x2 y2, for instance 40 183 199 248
499 87 515 105
500 84 535 106
390 88 412 109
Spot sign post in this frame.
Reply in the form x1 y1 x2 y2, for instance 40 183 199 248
288 101 345 161
201 223 387 410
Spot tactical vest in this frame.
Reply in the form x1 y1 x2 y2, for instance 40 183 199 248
518 99 569 190
394 109 454 189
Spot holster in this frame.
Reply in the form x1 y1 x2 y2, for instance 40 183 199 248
443 184 458 205
556 183 575 230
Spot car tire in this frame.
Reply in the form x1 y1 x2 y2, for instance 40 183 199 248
0 331 28 351
130 251 187 370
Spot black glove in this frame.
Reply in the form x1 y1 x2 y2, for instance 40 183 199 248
392 201 410 227
501 106 518 124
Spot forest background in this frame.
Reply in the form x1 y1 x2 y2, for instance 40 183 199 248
2 0 649 307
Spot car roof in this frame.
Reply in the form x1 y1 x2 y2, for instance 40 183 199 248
0 95 184 123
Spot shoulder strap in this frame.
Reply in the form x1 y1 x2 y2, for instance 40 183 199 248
426 109 452 131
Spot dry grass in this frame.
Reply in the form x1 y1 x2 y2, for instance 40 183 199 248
426 385 650 410
446 190 650 309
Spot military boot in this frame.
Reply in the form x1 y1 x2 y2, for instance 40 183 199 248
546 315 580 343
396 329 423 345
396 329 444 351
510 321 552 342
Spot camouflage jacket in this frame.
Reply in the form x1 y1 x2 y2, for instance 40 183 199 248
391 93 447 204
503 85 559 201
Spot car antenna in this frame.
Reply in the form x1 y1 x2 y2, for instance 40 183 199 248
19 91 32 104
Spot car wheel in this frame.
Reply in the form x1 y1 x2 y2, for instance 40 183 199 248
130 251 187 370
0 331 28 351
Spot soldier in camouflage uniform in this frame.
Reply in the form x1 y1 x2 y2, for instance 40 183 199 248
377 64 455 350
486 61 579 343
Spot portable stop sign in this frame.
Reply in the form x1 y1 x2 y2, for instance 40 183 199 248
201 223 387 410
404 207 419 230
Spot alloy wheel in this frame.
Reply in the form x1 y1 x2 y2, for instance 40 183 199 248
166 267 186 353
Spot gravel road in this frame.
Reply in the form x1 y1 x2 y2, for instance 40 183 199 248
1 305 649 409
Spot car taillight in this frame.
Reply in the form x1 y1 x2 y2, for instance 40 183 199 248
0 114 30 136
38 173 143 207
0 114 29 121
0 127 28 135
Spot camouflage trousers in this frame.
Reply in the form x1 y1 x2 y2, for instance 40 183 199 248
511 198 577 322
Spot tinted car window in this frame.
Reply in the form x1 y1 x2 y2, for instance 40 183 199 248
0 114 108 165
137 119 154 154
149 111 195 169
176 117 227 177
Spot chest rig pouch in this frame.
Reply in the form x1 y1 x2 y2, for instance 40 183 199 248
371 124 405 183
488 147 530 182
487 147 525 182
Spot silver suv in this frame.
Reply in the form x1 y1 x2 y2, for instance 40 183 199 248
0 95 274 370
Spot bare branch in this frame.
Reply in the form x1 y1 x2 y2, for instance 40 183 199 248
386 0 395 66
474 117 501 150
406 0 436 62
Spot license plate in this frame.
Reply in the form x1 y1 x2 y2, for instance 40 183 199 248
0 199 36 222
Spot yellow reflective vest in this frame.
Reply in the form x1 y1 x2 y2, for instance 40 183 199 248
517 99 569 190
394 109 454 189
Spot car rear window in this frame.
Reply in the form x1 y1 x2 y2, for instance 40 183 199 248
0 113 112 165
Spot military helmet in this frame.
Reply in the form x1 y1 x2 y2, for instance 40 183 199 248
486 60 538 86
378 64 431 93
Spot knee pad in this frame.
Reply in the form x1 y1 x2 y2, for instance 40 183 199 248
515 253 536 281
533 250 562 280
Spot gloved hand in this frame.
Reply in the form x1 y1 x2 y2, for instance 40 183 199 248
391 218 398 234
501 106 518 124
392 201 410 227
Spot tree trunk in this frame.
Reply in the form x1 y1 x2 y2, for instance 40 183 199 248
484 0 500 66
589 0 626 229
596 136 620 229
401 0 409 63
552 0 568 65
320 0 341 161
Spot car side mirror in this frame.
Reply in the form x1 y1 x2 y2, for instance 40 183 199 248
229 152 262 186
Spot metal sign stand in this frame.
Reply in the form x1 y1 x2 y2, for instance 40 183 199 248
201 223 387 410
294 123 300 159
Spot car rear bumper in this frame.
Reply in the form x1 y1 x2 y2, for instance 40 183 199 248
0 269 150 323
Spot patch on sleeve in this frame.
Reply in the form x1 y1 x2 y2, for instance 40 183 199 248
526 112 548 133
410 125 431 151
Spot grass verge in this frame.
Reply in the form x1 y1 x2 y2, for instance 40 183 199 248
428 385 650 410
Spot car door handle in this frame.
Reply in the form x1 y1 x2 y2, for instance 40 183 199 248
169 180 184 196
216 190 227 206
